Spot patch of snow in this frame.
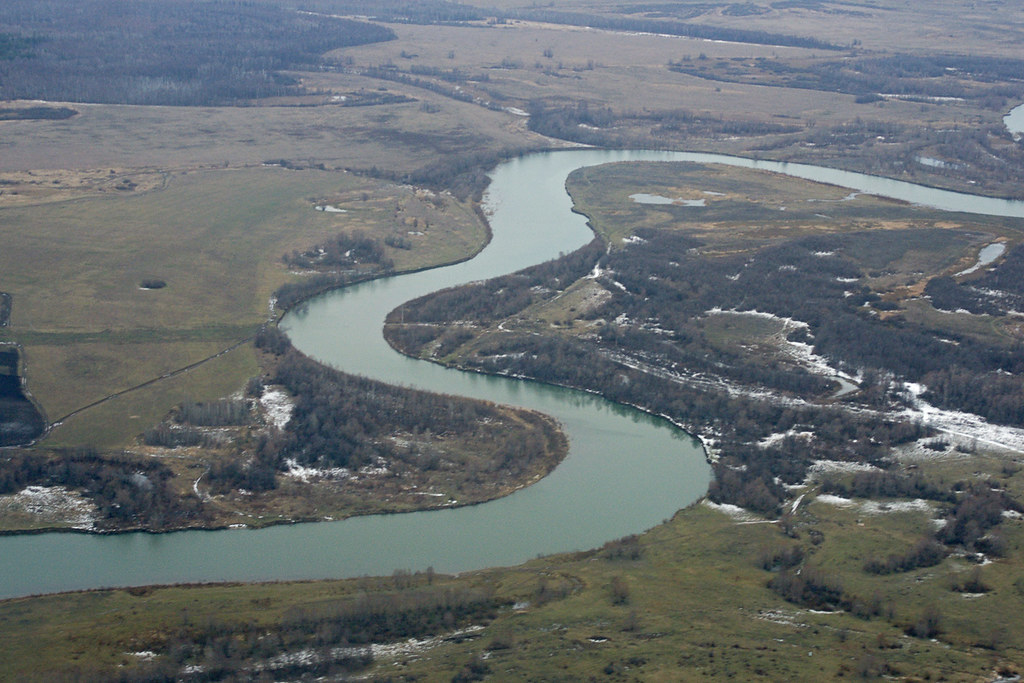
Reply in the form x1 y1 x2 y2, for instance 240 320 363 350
759 430 813 448
880 93 965 103
703 499 769 523
0 486 97 528
897 383 1024 455
629 193 706 207
815 494 933 516
283 459 351 482
859 498 932 515
808 460 881 477
260 387 294 430
314 204 347 213
815 494 855 507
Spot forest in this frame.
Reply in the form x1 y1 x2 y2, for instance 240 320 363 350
383 187 1024 522
261 329 557 481
0 0 395 105
385 230 960 517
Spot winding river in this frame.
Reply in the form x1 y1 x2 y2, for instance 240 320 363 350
3 149 1024 601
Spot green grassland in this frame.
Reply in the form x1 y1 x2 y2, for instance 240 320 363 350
0 166 488 438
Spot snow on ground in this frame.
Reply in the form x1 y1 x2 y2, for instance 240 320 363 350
814 494 855 507
897 383 1024 456
703 308 858 395
807 460 882 478
262 625 484 672
260 387 294 430
759 430 814 449
814 494 933 516
859 498 932 515
0 485 97 529
283 458 351 482
703 499 773 523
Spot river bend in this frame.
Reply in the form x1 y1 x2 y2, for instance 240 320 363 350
3 149 1024 600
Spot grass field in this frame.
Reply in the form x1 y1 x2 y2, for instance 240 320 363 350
0 165 489 446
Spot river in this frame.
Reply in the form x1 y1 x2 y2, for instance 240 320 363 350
3 149 1024 600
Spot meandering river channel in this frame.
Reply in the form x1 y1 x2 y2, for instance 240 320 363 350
3 149 1024 600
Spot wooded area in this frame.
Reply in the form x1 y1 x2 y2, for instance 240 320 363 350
0 0 394 104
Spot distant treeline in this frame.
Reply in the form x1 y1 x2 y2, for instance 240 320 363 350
0 106 76 120
265 0 839 49
526 101 800 147
502 8 840 50
669 54 1024 103
0 0 394 104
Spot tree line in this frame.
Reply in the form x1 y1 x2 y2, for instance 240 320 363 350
60 580 506 681
502 8 840 50
669 53 1024 103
